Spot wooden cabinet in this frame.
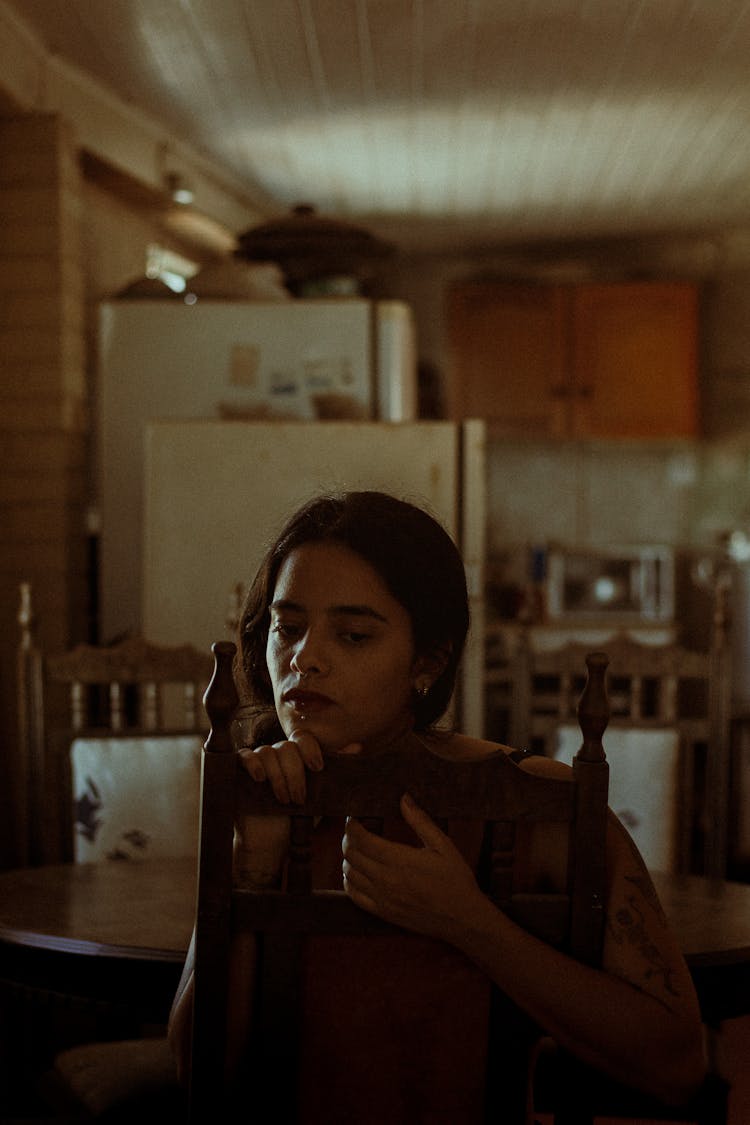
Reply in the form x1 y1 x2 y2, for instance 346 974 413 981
447 280 699 438
447 283 569 437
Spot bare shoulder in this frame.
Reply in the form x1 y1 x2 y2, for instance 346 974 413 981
421 734 572 780
419 731 511 762
516 753 572 780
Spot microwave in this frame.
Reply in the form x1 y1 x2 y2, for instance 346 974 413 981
546 546 674 623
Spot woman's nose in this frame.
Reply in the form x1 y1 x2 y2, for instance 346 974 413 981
290 630 329 677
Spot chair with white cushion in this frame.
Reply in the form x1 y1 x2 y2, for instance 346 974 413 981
509 623 731 878
14 581 213 1121
17 581 212 866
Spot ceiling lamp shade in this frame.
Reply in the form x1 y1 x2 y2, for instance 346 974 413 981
235 204 393 292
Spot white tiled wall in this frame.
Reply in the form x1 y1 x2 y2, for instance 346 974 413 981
485 435 750 642
486 442 583 548
487 437 750 556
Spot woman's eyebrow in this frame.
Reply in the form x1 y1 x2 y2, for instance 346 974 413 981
329 605 388 623
269 600 388 623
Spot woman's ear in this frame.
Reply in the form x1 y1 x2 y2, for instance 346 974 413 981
412 642 452 693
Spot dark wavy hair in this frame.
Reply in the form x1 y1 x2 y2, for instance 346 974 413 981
237 491 470 737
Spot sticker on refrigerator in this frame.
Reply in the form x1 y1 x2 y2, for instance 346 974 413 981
302 357 355 390
269 368 299 397
229 345 261 387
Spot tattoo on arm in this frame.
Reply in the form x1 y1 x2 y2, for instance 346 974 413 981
608 895 680 999
606 819 681 1006
623 870 668 923
620 827 668 922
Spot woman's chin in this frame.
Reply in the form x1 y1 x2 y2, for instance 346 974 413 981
313 730 362 755
282 718 356 755
324 740 364 756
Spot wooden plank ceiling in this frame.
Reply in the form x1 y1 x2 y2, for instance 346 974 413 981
5 0 750 255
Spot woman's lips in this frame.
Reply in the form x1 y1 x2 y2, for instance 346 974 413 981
283 690 334 714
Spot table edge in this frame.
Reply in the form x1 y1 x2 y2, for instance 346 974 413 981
0 923 186 963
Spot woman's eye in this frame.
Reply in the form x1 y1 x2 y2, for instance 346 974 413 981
339 630 371 645
271 621 301 640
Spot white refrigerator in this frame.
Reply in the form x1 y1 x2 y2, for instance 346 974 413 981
142 420 487 737
97 297 417 646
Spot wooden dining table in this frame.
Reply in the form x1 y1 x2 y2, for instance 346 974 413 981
0 859 749 1023
651 869 750 1024
0 856 196 1030
0 857 195 963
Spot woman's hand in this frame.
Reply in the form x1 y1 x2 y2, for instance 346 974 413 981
234 730 362 887
237 729 363 804
238 728 326 805
342 792 490 946
233 730 319 887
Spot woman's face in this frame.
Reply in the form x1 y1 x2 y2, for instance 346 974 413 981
266 541 422 752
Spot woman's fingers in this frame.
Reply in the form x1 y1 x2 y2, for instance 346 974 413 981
399 792 451 849
287 728 325 772
238 729 348 805
237 746 267 782
342 864 379 914
264 746 302 804
237 732 362 806
341 805 483 939
341 816 416 907
238 739 312 804
343 796 450 866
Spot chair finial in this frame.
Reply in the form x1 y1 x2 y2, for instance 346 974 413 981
204 641 239 755
576 651 610 762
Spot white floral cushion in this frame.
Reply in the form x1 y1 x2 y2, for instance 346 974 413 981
71 736 202 862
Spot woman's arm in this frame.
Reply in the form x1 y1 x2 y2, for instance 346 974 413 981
167 924 260 1086
167 823 288 1085
167 930 195 1085
342 792 706 1106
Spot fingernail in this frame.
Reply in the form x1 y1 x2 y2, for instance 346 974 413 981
402 791 414 809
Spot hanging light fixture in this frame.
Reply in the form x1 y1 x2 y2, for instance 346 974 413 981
165 171 194 206
235 204 393 295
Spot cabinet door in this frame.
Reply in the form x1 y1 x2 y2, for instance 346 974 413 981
571 282 699 438
447 282 569 436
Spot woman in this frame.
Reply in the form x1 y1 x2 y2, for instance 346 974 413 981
169 491 706 1121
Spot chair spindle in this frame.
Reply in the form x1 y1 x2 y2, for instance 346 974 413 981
288 817 314 894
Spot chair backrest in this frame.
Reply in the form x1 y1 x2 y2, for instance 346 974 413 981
188 640 611 1124
508 623 731 878
16 581 213 864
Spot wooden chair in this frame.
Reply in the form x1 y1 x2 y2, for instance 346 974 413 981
17 581 213 865
11 583 213 1120
189 640 611 1123
508 634 731 1124
508 620 732 878
190 641 730 1125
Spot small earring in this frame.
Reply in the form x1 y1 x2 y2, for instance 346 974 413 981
416 680 431 697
